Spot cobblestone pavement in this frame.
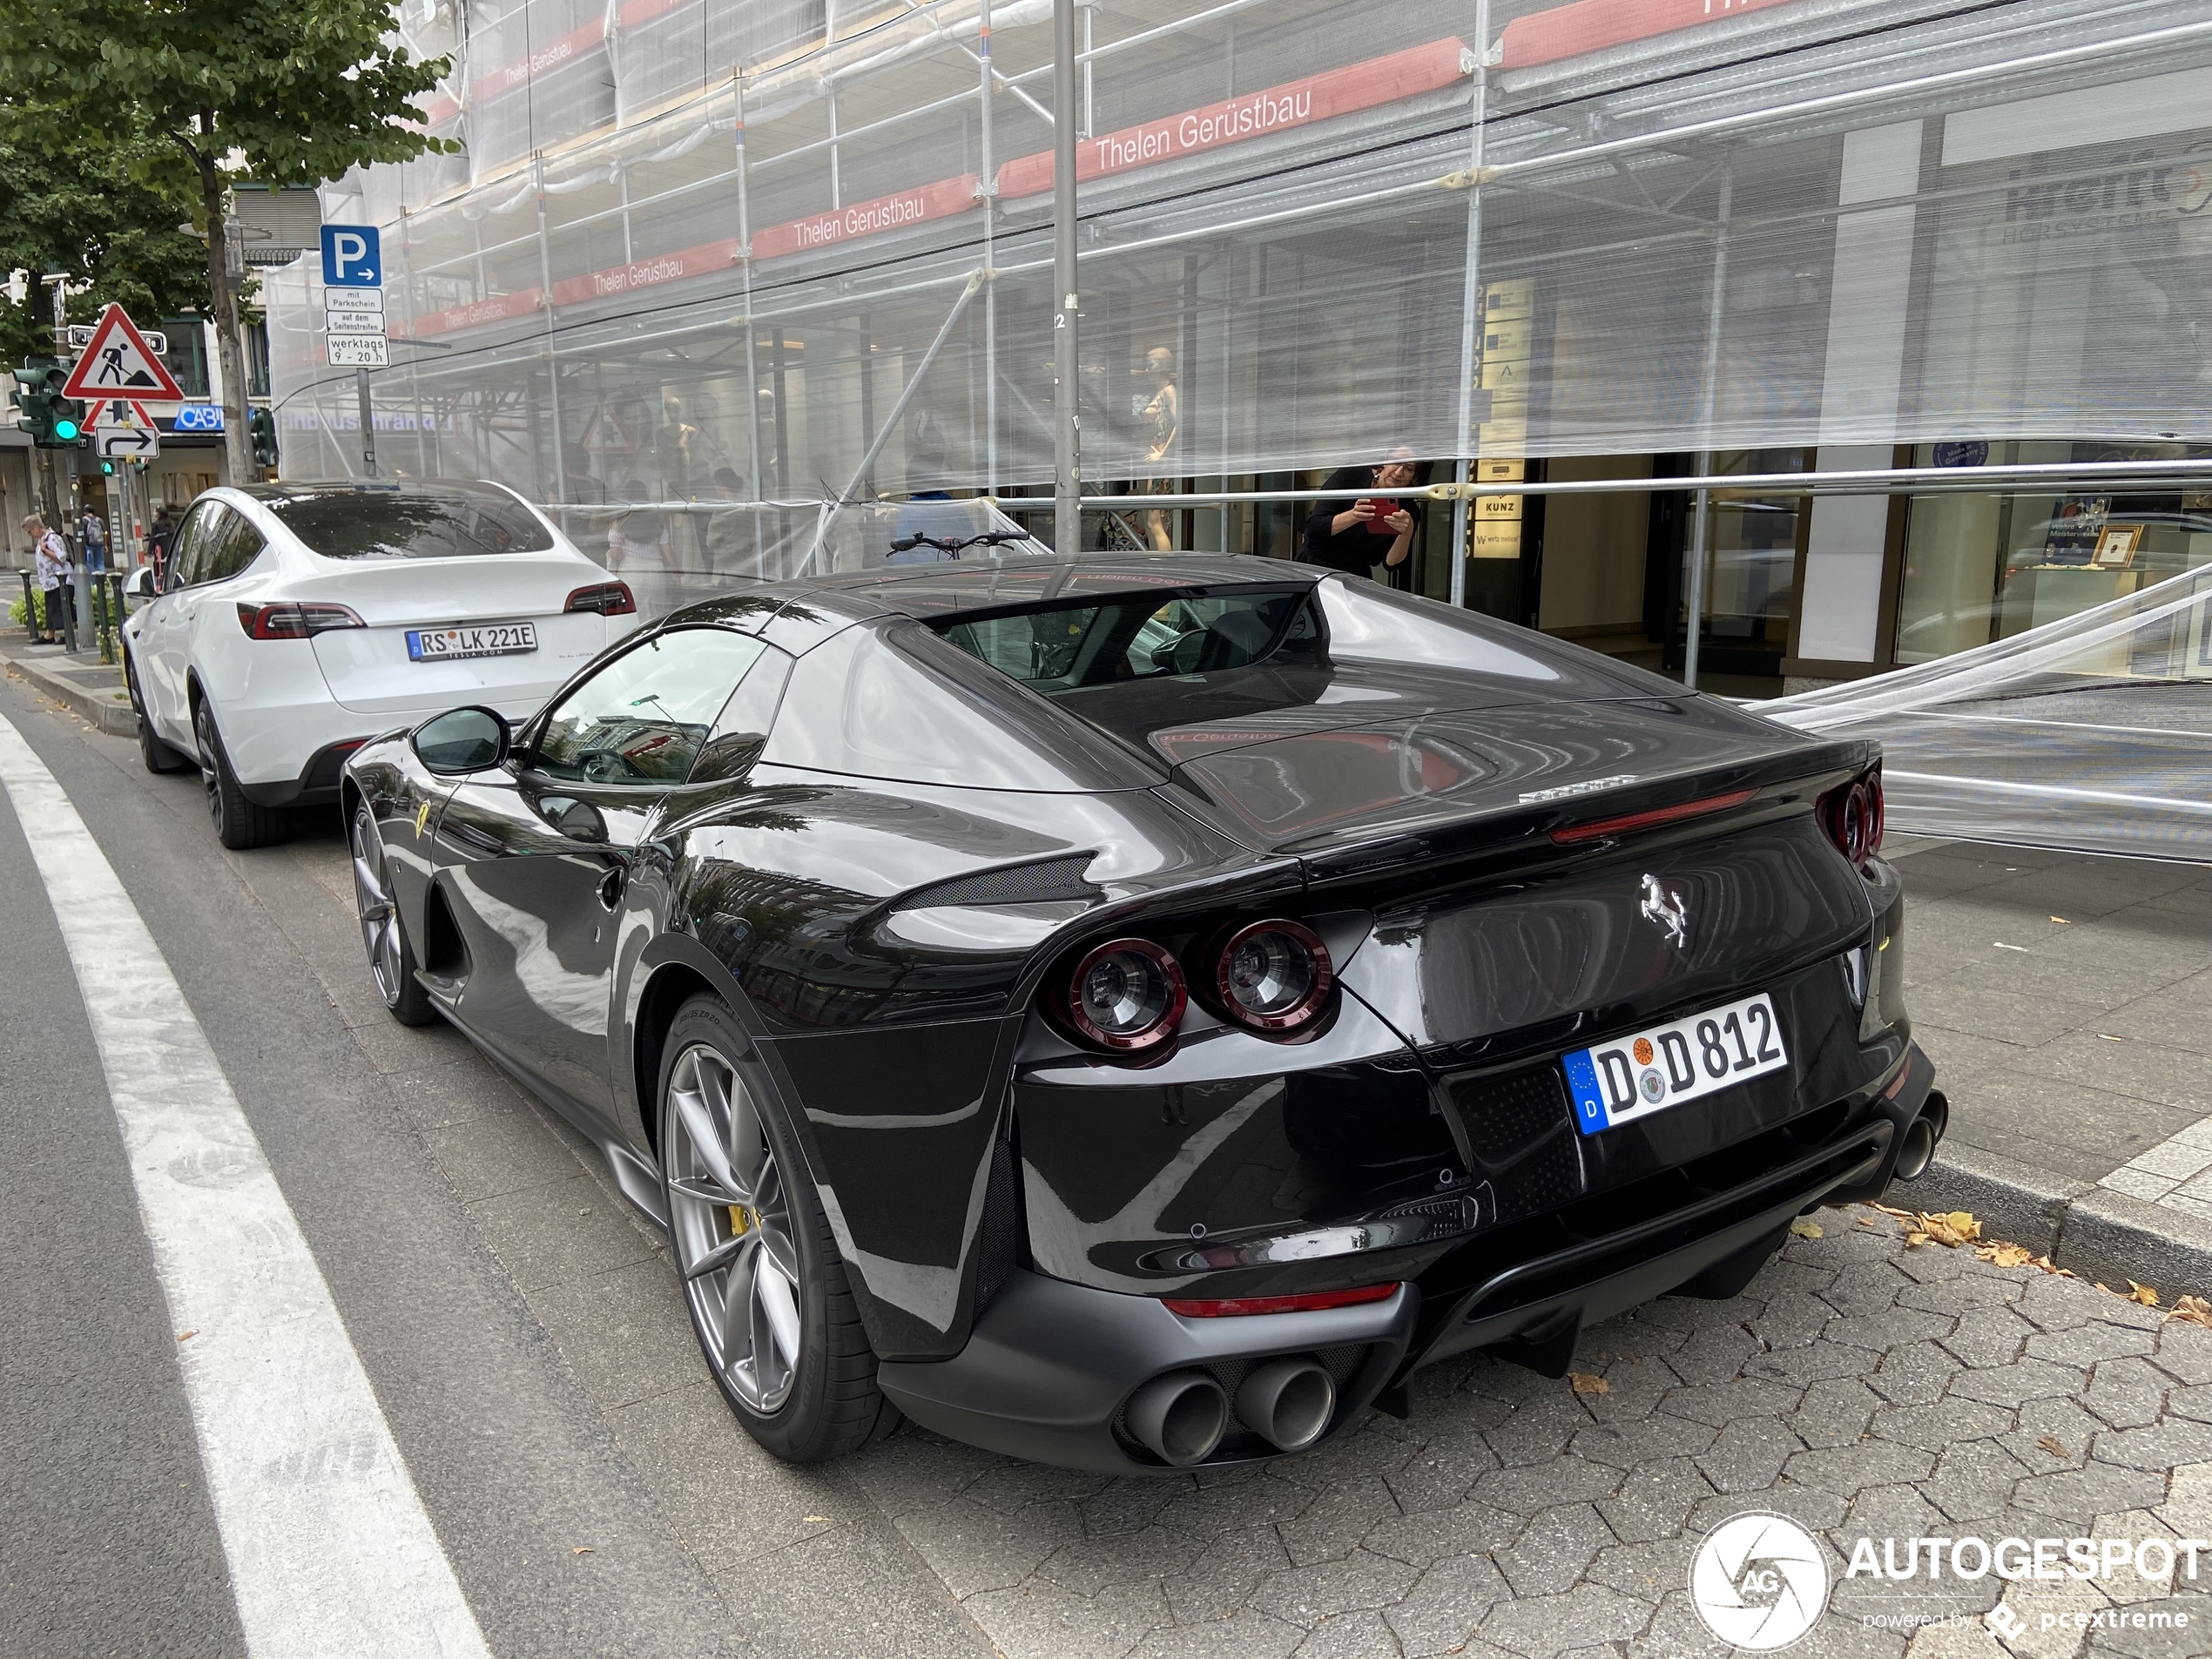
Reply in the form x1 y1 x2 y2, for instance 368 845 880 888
845 1209 2212 1659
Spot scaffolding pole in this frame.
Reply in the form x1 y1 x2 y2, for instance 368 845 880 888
980 0 998 498
1447 0 1493 612
1053 0 1082 557
735 77 766 578
1683 161 1732 692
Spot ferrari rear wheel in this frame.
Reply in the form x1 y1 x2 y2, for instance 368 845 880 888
658 995 897 1460
350 801 438 1027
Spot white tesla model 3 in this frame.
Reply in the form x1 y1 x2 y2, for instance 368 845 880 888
123 480 642 848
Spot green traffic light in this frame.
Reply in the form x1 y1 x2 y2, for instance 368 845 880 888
53 417 78 441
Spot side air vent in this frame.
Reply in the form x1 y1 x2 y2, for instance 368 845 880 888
896 855 1101 910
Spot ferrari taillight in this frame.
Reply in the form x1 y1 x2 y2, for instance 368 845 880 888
1207 919 1332 1034
1818 764 1885 865
1064 938 1186 1053
237 601 364 639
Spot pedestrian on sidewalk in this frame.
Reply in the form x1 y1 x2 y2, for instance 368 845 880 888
23 514 71 644
147 506 177 588
1298 447 1420 578
79 507 108 574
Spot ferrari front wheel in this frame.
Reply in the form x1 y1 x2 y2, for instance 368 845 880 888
658 995 897 1461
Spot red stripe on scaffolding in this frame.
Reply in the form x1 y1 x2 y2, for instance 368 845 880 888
995 37 1472 199
403 37 1476 338
1497 0 1804 71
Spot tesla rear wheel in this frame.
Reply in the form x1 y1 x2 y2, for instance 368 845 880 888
658 995 896 1461
193 698 288 851
350 801 438 1027
126 651 191 774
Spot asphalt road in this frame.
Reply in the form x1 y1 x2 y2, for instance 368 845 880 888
5 670 2211 1659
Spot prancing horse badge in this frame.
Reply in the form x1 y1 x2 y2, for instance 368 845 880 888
1639 873 1689 950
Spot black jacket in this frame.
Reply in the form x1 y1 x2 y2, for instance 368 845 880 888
1299 466 1399 576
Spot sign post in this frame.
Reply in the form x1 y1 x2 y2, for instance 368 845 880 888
320 224 386 478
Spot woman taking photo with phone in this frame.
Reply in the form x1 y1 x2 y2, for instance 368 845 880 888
1299 446 1419 577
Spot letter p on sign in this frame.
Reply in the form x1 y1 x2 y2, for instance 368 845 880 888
320 224 382 288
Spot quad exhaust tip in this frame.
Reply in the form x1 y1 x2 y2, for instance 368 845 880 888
1236 1357 1336 1453
1125 1371 1229 1467
1893 1090 1949 1183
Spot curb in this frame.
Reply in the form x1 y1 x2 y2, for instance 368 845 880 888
1906 1140 2212 1300
2 648 138 738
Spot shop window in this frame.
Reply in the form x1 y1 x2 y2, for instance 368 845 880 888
1894 441 2212 664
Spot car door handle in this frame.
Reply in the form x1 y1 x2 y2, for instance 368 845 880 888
597 866 626 910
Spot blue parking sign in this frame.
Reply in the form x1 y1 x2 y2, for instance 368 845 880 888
320 224 382 288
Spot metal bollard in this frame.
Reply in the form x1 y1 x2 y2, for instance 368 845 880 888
92 573 115 664
18 570 34 639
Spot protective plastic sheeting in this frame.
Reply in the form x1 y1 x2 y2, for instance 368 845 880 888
1762 562 2212 860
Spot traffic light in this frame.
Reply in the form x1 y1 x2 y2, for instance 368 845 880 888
13 358 87 448
251 406 279 470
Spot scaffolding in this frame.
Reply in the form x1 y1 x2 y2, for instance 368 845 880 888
266 0 2212 604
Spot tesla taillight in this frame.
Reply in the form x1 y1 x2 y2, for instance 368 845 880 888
237 601 365 639
1208 919 1332 1034
1063 938 1186 1053
565 581 637 616
1818 765 1885 864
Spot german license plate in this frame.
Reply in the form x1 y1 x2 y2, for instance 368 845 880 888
407 622 536 661
1561 992 1788 1135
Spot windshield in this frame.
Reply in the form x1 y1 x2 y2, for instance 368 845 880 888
262 485 554 560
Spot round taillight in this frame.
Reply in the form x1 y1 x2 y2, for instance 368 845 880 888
1840 786 1871 863
1864 769 1885 855
1212 919 1332 1033
1066 938 1186 1052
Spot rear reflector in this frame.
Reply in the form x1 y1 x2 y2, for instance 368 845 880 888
237 601 365 640
1163 1282 1399 1318
1549 787 1757 846
565 581 637 617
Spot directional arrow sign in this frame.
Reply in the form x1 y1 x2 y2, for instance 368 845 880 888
62 304 185 401
98 427 160 461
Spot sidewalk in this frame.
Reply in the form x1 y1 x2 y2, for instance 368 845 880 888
0 637 135 737
1893 833 2212 1297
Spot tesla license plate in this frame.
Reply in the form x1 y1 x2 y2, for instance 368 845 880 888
407 622 537 661
1562 992 1789 1135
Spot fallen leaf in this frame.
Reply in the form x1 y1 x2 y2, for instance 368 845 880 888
2168 1295 2212 1329
1871 1203 1915 1219
176 1331 197 1342
2095 1283 2114 1294
1916 1211 1982 1247
2128 1280 2161 1307
1789 1218 1824 1238
1857 1215 1879 1228
1977 1242 2033 1269
1905 1231 1932 1248
572 1547 595 1555
2049 916 2071 925
1567 1372 1610 1395
2037 1434 2068 1460
805 1515 827 1524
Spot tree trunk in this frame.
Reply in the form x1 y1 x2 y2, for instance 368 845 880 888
199 158 253 484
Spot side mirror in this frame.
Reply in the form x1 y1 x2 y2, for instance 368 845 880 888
124 565 158 599
412 705 511 775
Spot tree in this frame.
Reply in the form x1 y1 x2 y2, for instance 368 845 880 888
0 0 453 480
0 105 206 368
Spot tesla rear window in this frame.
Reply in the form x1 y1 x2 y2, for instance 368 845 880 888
262 487 554 560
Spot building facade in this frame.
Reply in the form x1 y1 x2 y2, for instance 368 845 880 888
266 0 2212 686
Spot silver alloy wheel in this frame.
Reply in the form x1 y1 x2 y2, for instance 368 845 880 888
350 806 406 1006
664 1042 802 1413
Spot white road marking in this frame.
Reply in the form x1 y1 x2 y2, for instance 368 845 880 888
0 714 492 1659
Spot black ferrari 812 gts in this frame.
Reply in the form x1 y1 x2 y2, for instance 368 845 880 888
343 556 1943 1471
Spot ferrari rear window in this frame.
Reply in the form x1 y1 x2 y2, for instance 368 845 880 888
261 485 553 560
937 587 1316 689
